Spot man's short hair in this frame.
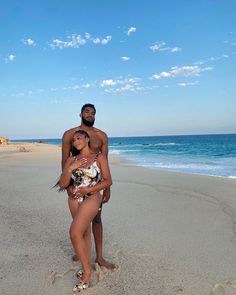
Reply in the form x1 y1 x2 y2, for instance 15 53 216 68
81 103 96 113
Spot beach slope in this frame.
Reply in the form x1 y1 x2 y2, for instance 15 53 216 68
0 143 236 295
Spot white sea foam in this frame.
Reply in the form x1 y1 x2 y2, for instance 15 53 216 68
109 142 182 148
153 142 182 146
109 149 141 154
109 150 121 155
154 163 216 170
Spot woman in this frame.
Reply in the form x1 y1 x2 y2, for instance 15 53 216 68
59 130 112 292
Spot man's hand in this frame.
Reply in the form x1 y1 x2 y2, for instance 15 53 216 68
102 187 111 203
67 185 76 199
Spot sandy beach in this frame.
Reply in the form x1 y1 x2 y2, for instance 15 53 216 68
1 143 236 295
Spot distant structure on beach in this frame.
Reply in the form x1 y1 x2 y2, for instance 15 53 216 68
0 137 9 144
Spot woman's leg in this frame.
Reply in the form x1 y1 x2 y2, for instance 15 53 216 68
70 194 102 283
68 196 79 219
84 224 91 263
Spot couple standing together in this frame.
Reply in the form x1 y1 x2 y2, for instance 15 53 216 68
59 103 116 292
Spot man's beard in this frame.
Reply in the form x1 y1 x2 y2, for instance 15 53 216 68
81 116 95 127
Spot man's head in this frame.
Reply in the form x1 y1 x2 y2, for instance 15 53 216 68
80 103 96 127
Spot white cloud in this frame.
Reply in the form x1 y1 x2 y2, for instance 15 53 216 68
50 34 87 49
93 38 101 44
170 66 202 77
50 33 112 48
85 32 91 40
101 77 140 87
150 41 166 52
151 65 213 80
101 76 143 94
208 54 230 62
178 81 199 87
150 41 182 53
159 71 171 78
120 56 130 61
101 79 117 87
82 83 91 88
101 36 112 45
194 60 205 65
22 38 36 46
92 36 112 45
171 47 182 52
72 85 80 90
6 54 16 62
104 84 143 94
151 74 161 80
127 27 136 36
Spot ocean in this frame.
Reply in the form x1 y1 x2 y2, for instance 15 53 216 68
11 134 236 178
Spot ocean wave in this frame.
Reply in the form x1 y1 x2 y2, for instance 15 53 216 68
109 142 183 148
109 150 121 155
109 149 141 155
149 142 183 146
152 163 218 170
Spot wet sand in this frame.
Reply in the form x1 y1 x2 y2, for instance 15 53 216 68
0 143 236 295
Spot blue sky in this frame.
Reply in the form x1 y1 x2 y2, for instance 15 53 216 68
1 0 236 139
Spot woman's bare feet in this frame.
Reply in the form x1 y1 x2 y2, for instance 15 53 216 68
96 258 117 271
81 269 91 284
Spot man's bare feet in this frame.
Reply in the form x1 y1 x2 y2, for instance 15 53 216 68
72 254 79 262
96 258 117 271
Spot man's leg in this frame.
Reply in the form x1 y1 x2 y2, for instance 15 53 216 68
92 210 116 271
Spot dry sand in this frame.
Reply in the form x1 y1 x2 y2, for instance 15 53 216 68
0 143 236 295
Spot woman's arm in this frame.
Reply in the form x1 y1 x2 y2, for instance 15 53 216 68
77 154 112 196
59 156 88 189
59 157 74 189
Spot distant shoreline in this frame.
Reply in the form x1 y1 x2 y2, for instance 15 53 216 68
1 141 236 180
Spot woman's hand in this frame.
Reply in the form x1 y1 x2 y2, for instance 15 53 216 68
69 157 88 171
74 186 91 197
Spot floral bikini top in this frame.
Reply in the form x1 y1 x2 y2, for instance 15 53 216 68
71 154 102 189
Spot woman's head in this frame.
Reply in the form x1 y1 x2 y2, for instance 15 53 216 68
72 130 90 154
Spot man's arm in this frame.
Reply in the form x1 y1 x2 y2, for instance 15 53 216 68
101 132 109 158
61 131 72 171
100 132 111 203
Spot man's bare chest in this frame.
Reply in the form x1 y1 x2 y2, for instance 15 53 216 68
89 135 103 152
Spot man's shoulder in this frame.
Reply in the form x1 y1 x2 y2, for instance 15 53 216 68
92 127 108 139
62 127 79 140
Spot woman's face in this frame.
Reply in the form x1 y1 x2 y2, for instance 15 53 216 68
72 133 88 150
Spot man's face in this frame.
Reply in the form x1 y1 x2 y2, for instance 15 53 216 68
81 107 95 127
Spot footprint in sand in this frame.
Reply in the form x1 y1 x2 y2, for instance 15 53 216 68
211 278 236 295
171 286 186 294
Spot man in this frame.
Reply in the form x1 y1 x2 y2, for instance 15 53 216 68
61 103 116 271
